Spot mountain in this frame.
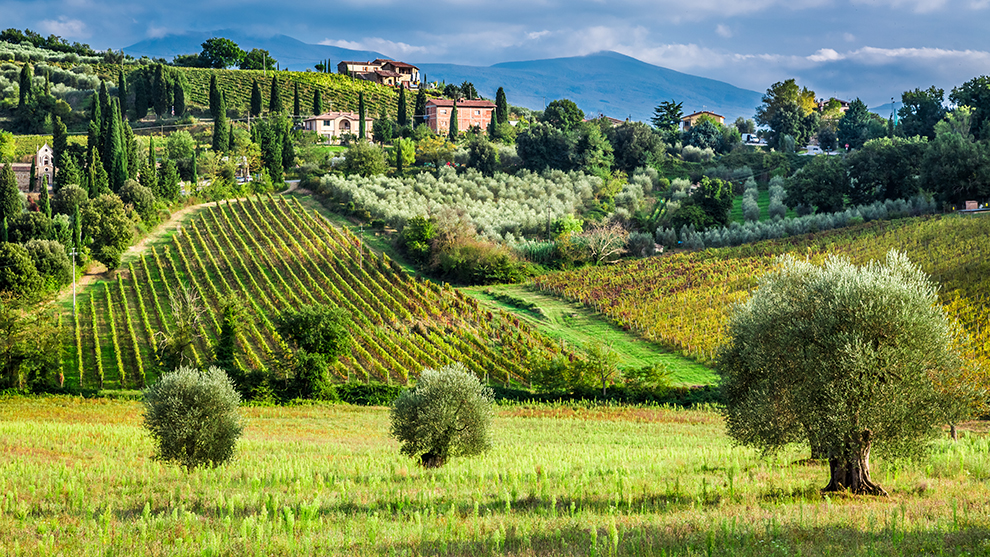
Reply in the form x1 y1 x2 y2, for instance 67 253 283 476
123 29 387 71
418 52 763 123
125 33 763 123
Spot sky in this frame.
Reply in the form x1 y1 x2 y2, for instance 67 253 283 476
4 0 990 107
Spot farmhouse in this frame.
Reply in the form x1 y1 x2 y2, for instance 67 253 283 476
302 111 374 143
8 143 54 192
425 99 496 136
337 59 421 88
681 111 725 130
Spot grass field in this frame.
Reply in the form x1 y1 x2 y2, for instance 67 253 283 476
461 284 714 386
1 396 989 556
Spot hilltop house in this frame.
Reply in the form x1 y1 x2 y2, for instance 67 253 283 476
681 111 725 130
425 99 496 135
302 111 374 143
337 59 420 88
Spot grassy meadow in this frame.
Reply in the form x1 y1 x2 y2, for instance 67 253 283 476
2 396 989 555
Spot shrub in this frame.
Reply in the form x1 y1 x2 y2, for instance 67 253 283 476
626 231 656 257
389 363 494 468
142 366 243 469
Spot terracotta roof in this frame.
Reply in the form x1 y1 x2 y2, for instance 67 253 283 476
374 69 402 78
682 110 724 120
384 60 418 69
426 99 495 108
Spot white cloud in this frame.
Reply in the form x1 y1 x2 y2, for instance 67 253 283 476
527 30 551 40
145 26 170 39
808 48 844 62
38 17 88 39
851 0 949 13
843 32 856 42
319 37 434 57
716 24 732 38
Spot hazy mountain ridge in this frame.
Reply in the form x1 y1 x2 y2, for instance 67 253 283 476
125 33 763 123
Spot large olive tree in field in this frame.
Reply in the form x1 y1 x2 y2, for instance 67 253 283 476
717 252 978 496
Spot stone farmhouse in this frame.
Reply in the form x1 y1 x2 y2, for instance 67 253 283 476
302 111 374 143
8 143 54 192
425 99 496 136
681 111 725 131
337 59 421 88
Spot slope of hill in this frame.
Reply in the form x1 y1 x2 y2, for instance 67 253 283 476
418 51 764 123
124 29 387 71
65 196 572 391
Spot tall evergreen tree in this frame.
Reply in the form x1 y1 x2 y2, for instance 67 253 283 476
43 69 50 97
495 87 508 124
87 147 109 197
398 86 408 127
213 90 229 152
123 121 139 179
52 116 68 182
17 64 31 108
209 74 221 117
58 155 82 191
38 175 51 218
250 79 262 117
133 76 149 120
358 92 366 140
73 205 81 253
0 164 22 225
98 81 110 125
281 126 295 170
104 99 127 193
488 109 497 138
449 103 458 141
28 158 36 193
269 76 283 113
152 64 170 118
118 69 128 118
173 82 186 117
89 91 102 136
394 139 403 173
313 88 323 115
414 88 427 126
86 119 99 169
293 82 300 117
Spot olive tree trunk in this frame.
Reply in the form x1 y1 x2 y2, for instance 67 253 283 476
823 429 888 496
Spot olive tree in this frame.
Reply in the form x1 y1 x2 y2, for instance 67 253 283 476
389 363 494 468
142 365 243 469
717 251 975 496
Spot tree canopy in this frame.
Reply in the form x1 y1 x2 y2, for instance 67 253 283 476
541 99 584 131
240 48 276 71
199 37 246 69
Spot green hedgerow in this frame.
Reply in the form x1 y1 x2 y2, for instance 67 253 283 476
142 366 243 469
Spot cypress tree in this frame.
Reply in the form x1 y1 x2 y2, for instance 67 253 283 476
43 70 50 97
0 164 22 225
73 205 81 253
398 86 408 127
213 90 229 152
86 119 100 169
495 87 508 124
118 69 128 118
99 81 110 125
488 108 497 138
281 127 294 171
123 120 138 179
28 158 36 193
449 102 458 141
358 92 366 140
209 74 221 117
89 91 101 135
229 123 234 150
133 76 149 120
250 80 262 117
293 82 300 117
18 64 31 108
148 135 155 167
173 82 186 117
104 99 127 193
192 147 198 188
52 116 68 178
2 217 6 243
313 88 323 115
99 82 111 157
414 88 427 126
87 147 108 197
152 64 170 118
39 175 51 218
59 155 82 191
394 139 403 173
269 76 282 113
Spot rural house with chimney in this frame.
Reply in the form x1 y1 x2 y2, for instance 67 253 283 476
337 59 421 88
425 99 496 136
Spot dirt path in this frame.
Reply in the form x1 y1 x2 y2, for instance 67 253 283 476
53 181 301 307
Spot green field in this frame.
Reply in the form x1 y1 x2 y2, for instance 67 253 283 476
461 284 714 386
1 396 989 556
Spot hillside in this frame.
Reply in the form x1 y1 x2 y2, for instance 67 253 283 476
418 51 763 123
66 196 572 391
123 29 387 71
533 214 990 369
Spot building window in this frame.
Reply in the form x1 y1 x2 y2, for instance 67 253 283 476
440 109 447 115
475 110 480 115
323 120 332 126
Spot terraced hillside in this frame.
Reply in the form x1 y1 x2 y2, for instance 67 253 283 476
66 196 570 391
534 214 990 369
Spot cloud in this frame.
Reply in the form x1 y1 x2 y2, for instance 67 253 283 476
38 17 88 39
808 48 843 62
146 26 170 39
851 0 949 13
843 32 856 42
319 37 435 57
716 24 732 38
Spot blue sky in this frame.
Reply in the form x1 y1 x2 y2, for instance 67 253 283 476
4 0 990 107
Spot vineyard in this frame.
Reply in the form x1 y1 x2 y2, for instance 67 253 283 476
65 195 572 391
534 214 990 369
